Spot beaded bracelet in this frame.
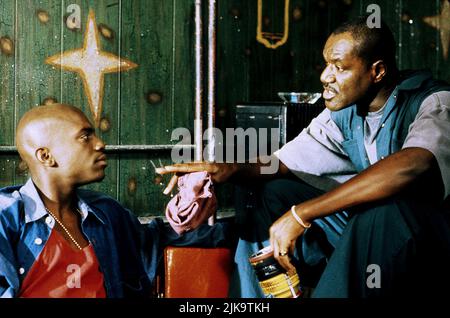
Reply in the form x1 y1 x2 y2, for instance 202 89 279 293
291 205 311 229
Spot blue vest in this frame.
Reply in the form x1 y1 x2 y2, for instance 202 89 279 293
331 70 450 172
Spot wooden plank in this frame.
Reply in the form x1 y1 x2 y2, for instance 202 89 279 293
60 0 89 116
216 0 251 125
271 0 296 96
119 153 173 217
414 0 449 81
119 0 174 145
59 0 120 198
289 0 310 93
118 0 176 216
14 0 63 185
215 0 253 211
15 0 62 120
0 0 16 186
433 0 450 82
172 0 195 130
435 0 450 82
367 0 403 69
286 0 327 94
248 0 275 101
0 155 20 188
0 0 15 146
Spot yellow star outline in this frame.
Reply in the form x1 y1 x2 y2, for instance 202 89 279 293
423 0 450 60
46 10 138 126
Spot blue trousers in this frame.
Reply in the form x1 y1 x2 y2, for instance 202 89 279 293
229 177 450 298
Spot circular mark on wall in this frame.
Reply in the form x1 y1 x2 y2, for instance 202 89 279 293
42 97 58 105
36 9 50 24
318 0 327 9
146 91 163 105
18 160 28 171
153 175 163 185
16 160 29 176
229 7 240 19
127 177 137 194
401 12 412 23
292 7 302 21
98 23 115 40
0 36 14 56
99 117 111 132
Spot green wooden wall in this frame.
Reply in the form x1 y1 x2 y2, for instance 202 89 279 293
0 0 195 216
216 0 450 129
1 0 449 217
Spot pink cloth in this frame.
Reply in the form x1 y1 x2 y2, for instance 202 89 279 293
165 171 217 235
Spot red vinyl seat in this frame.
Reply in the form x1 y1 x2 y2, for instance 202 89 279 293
164 247 233 298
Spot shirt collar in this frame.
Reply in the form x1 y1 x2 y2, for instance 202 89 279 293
397 70 432 91
76 194 106 225
19 178 105 225
19 179 48 224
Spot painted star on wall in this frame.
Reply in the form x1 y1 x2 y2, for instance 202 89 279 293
423 0 450 60
46 10 138 126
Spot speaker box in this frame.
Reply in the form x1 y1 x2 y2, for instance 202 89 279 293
233 100 325 228
234 101 325 159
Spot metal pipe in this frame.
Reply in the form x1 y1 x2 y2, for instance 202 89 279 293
0 146 17 153
206 0 217 225
206 0 216 163
0 145 195 154
104 145 195 152
194 0 203 162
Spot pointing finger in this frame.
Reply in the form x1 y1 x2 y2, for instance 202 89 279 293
163 175 178 195
155 167 168 175
161 163 215 174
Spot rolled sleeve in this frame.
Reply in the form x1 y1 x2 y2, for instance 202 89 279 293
274 108 357 191
403 91 450 198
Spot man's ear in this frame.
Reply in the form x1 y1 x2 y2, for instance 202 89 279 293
35 147 56 167
371 60 387 84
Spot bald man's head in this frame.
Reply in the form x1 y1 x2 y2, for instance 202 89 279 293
15 104 107 187
16 104 88 166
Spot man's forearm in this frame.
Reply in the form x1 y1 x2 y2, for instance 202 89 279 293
298 147 438 223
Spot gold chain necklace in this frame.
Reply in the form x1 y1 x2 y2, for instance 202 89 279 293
45 207 83 250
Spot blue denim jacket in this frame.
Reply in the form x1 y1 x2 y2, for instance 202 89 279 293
0 179 229 298
331 70 450 172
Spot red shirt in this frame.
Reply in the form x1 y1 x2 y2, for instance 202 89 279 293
19 229 106 298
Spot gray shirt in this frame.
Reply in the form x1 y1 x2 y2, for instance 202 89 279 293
274 91 450 198
364 102 387 165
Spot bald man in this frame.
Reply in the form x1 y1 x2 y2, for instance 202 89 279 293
0 104 228 298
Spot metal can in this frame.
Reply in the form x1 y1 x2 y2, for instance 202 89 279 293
249 246 301 298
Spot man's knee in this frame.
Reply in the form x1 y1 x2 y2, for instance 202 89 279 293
314 196 450 297
350 196 431 240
